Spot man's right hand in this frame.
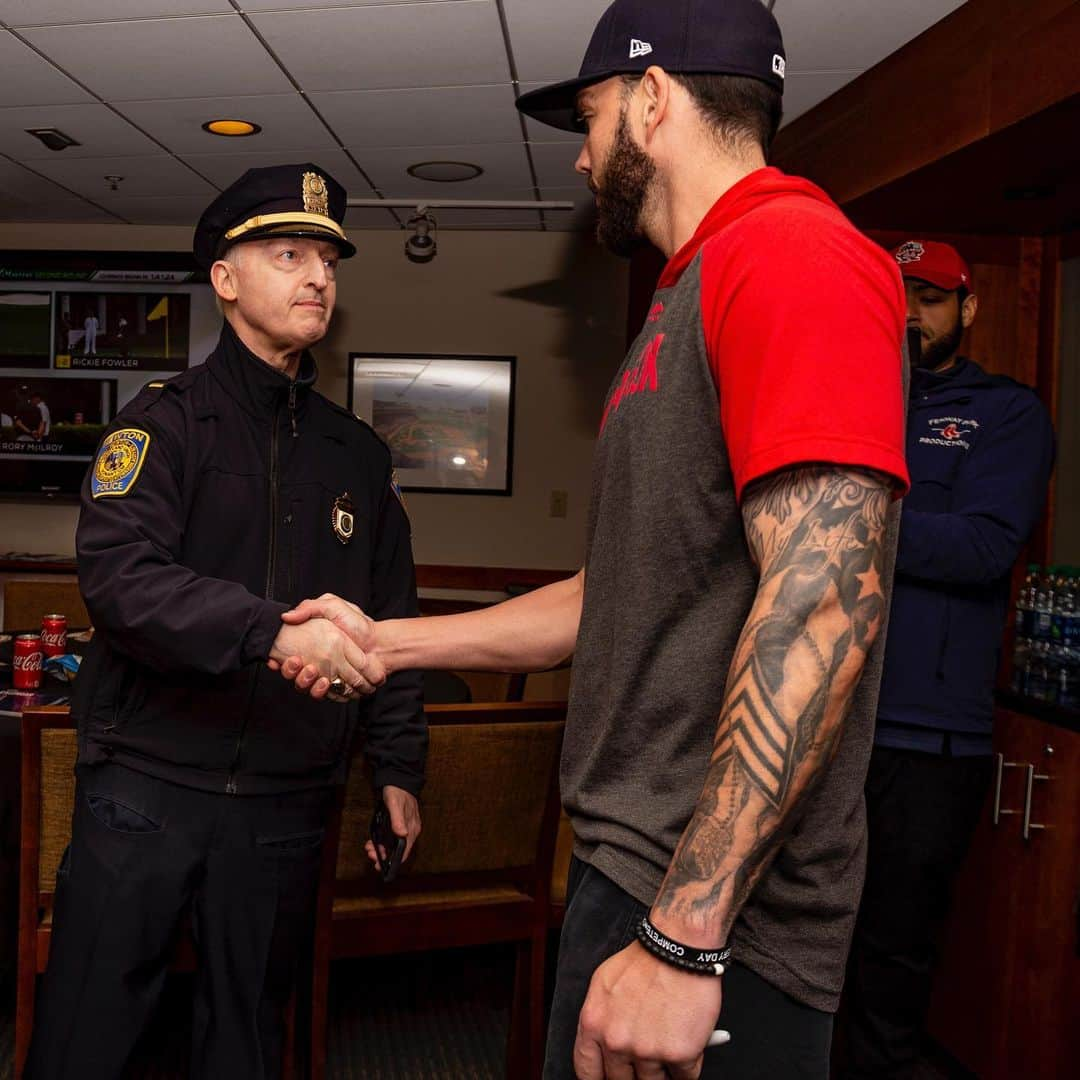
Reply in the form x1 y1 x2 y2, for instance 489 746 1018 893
268 615 384 700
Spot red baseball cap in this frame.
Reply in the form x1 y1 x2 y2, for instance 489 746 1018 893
891 240 972 291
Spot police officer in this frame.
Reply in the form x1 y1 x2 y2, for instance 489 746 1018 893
26 164 426 1080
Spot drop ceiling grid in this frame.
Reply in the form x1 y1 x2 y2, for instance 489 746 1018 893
0 1 971 227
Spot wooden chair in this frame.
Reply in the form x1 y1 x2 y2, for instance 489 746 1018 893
14 708 292 1079
3 580 89 631
309 701 566 1080
15 707 78 1078
549 810 575 928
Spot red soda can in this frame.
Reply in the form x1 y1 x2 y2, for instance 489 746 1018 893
14 634 43 690
41 613 67 657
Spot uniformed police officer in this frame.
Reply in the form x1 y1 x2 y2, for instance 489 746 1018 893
26 164 426 1080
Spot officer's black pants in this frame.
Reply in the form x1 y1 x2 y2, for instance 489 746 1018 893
25 762 333 1080
842 745 993 1078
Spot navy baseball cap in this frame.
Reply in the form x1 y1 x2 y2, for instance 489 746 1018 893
194 162 356 270
516 0 786 133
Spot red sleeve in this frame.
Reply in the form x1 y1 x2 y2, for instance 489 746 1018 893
700 203 910 502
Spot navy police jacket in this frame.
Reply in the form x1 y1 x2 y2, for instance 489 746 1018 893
72 321 426 796
876 357 1054 755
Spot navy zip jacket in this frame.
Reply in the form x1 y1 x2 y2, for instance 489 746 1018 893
72 321 426 796
875 357 1054 755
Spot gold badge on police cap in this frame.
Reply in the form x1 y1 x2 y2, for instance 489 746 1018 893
331 492 354 545
303 171 330 217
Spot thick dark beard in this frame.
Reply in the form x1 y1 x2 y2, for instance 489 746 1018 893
593 109 655 258
918 312 964 370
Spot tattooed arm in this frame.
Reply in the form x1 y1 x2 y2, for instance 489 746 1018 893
651 465 891 945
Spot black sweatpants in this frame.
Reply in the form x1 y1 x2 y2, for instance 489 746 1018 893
25 762 333 1080
544 857 833 1080
842 745 993 1078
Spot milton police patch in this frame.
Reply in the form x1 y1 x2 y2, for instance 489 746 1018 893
91 428 151 499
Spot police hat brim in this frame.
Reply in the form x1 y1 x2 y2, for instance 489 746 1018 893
219 220 356 261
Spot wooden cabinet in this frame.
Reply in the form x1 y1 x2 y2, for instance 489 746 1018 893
928 707 1080 1079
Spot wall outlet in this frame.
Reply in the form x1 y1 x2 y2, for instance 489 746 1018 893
549 490 568 518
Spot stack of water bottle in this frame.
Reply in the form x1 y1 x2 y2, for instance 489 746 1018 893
1012 564 1080 707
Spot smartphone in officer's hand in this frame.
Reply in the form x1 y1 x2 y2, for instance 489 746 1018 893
370 800 405 883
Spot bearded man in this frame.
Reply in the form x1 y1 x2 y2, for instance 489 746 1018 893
276 2 912 1075
841 240 1054 1078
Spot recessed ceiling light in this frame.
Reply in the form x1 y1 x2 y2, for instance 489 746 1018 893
406 161 484 183
202 119 261 138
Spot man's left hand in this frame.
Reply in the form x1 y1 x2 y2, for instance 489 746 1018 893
573 941 723 1080
364 784 422 866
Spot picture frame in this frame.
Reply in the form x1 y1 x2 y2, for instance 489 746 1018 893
348 352 515 495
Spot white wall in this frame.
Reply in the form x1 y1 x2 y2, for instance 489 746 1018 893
0 223 629 571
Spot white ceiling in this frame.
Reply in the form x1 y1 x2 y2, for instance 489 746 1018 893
0 0 967 233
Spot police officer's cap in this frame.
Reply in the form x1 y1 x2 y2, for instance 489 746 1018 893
194 162 356 269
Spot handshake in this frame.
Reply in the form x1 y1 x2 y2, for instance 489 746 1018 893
267 594 384 703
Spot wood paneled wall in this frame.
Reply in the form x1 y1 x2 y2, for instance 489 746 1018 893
773 0 1080 206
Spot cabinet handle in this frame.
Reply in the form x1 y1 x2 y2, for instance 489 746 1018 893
993 752 1025 825
1022 763 1051 841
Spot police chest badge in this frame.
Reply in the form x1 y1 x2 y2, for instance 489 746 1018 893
331 492 354 545
91 428 151 499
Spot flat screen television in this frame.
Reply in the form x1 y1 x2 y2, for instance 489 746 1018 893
0 251 214 501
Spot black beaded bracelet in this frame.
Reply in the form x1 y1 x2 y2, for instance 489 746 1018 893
635 915 731 977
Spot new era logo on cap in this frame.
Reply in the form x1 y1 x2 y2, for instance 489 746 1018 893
629 38 653 58
772 54 785 78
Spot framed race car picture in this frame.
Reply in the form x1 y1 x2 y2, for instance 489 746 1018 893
348 352 515 495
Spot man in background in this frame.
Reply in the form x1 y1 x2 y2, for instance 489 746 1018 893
842 240 1055 1078
31 390 50 439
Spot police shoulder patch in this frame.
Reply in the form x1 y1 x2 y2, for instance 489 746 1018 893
91 428 151 499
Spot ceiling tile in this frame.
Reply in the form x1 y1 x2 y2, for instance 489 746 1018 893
310 84 521 149
250 1 510 92
351 143 533 196
529 141 583 189
104 194 213 225
245 0 450 8
0 30 92 107
780 70 863 126
0 1 233 25
180 147 377 195
26 154 217 200
21 16 293 102
0 157 90 201
0 196 118 222
117 93 336 155
0 102 160 160
776 0 968 73
503 0 608 83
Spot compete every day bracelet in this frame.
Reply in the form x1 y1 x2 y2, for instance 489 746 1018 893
636 915 731 976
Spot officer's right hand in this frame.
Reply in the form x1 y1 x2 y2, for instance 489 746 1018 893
269 616 384 700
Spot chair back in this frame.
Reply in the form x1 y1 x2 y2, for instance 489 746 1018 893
3 580 89 631
335 702 564 892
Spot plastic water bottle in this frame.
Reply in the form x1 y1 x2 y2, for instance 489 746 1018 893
1012 563 1039 693
1028 640 1050 701
1059 569 1079 708
1033 566 1054 644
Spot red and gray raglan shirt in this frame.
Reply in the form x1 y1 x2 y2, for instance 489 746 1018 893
564 167 910 1012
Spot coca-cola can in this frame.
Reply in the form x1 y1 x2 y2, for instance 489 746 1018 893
41 613 67 657
14 634 43 690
